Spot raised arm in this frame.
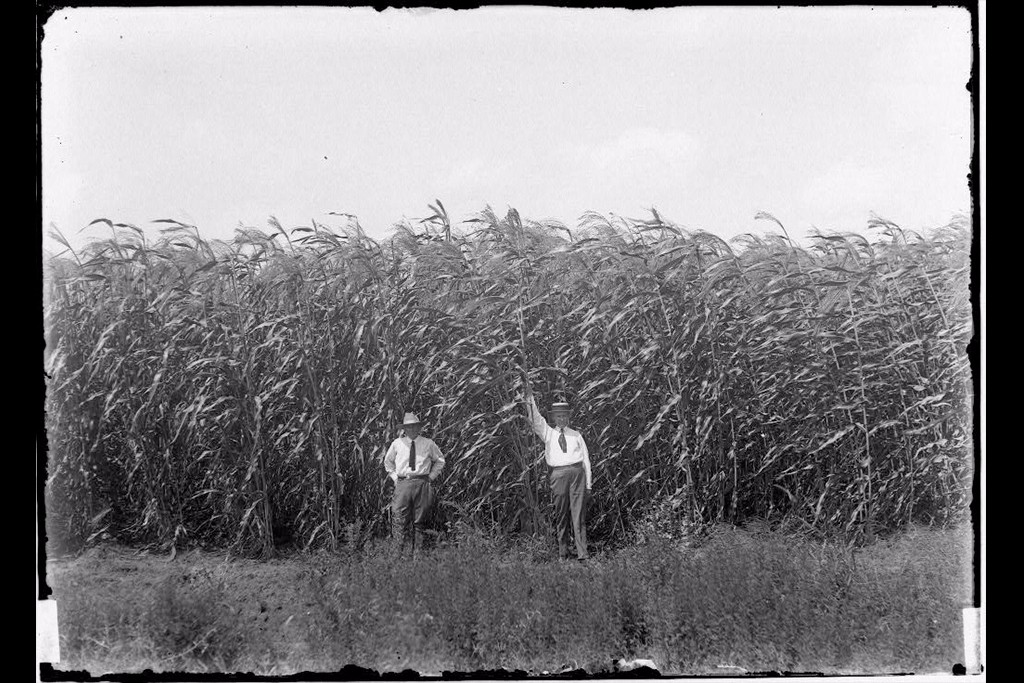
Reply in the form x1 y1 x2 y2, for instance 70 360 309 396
523 385 551 440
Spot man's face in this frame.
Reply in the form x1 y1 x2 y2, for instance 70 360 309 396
552 411 570 429
405 424 422 439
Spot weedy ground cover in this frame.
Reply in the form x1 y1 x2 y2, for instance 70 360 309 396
47 522 972 676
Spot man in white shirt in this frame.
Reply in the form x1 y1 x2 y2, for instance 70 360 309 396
524 385 592 561
383 413 446 553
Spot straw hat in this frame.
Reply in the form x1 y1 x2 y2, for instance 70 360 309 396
402 412 422 426
550 402 570 413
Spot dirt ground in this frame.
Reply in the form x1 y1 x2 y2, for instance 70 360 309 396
44 544 346 674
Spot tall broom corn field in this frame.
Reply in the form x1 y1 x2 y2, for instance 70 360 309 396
43 205 974 558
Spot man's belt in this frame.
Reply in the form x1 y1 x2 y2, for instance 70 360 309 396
398 473 430 480
550 462 584 470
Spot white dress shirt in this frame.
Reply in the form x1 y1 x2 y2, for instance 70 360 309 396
384 435 445 482
527 395 592 488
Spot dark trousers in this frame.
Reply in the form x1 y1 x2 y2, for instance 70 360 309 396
549 463 588 560
392 478 433 552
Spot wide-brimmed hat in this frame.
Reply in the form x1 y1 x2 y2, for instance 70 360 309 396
550 402 571 413
402 412 422 426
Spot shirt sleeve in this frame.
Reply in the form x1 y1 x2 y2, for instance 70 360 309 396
580 434 592 489
428 440 445 481
384 440 399 482
526 394 552 440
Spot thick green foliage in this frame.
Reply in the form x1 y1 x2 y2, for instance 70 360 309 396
43 208 973 554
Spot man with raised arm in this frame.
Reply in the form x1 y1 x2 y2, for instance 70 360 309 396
523 383 592 561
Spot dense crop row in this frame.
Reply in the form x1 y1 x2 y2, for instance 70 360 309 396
43 205 974 555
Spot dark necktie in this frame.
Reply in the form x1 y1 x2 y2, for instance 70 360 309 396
558 429 567 453
409 439 417 471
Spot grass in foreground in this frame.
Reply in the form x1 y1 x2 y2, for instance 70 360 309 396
46 523 972 676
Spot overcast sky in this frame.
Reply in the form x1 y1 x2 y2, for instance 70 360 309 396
41 6 973 252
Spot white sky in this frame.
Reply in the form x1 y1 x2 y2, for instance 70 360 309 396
41 6 973 252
